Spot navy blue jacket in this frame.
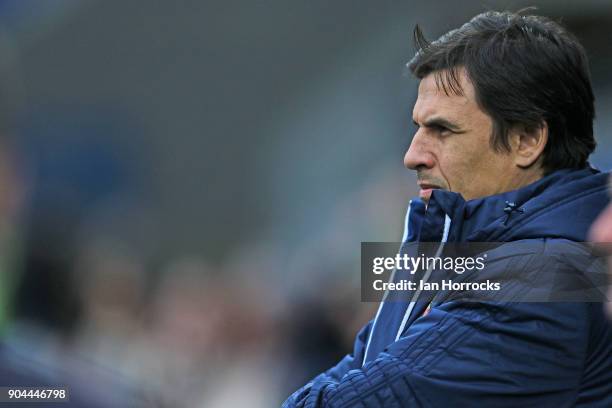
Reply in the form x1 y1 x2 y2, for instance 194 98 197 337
283 167 612 407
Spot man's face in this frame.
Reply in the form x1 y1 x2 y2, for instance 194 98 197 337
590 184 612 247
589 177 612 314
405 69 519 202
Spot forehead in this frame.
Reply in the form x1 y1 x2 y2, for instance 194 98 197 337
413 70 479 121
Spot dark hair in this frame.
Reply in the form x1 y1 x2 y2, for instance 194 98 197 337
408 10 596 173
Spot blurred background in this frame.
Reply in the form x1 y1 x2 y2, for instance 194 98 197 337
0 0 609 406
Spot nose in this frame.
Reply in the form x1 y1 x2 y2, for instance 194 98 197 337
404 130 435 170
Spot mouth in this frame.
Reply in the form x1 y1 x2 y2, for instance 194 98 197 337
417 182 442 201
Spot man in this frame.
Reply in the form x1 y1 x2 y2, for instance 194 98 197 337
283 11 612 407
590 176 612 315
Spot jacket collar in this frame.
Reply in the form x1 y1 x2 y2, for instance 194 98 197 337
425 166 606 243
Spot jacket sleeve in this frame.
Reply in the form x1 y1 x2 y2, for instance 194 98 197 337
283 320 372 406
282 300 591 408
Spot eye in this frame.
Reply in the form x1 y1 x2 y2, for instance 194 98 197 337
431 124 453 135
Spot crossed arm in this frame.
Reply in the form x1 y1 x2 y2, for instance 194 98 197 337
282 302 590 408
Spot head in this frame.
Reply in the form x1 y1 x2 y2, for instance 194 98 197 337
404 11 596 202
589 176 612 314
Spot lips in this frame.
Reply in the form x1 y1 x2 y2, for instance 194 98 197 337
418 183 441 190
417 182 441 201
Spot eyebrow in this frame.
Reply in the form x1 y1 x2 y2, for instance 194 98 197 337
413 117 464 132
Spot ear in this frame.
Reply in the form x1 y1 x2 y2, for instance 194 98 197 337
509 122 548 169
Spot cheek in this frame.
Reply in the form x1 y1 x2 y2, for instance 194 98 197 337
436 143 471 189
438 140 506 197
